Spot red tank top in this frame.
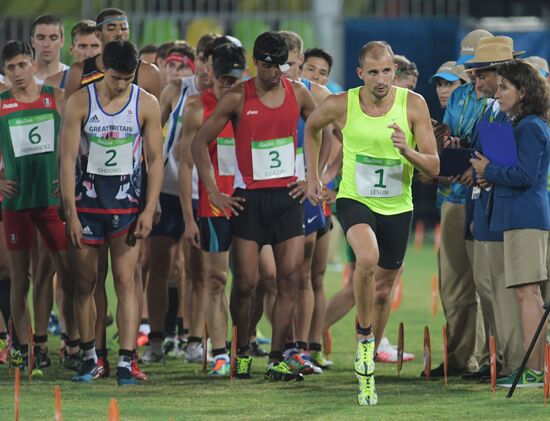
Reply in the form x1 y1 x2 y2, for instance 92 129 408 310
198 89 236 217
234 77 299 189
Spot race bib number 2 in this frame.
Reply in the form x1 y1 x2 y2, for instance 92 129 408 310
355 154 403 197
87 135 133 176
251 137 295 180
9 113 55 158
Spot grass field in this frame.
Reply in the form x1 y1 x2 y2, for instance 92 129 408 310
0 237 548 420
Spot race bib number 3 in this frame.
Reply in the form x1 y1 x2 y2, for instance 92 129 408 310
251 137 295 180
9 113 55 158
88 135 133 176
355 154 403 197
217 137 236 176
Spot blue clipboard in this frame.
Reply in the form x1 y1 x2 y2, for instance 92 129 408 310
478 122 518 166
438 148 475 177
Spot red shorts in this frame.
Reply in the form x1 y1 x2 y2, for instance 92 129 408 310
3 206 68 252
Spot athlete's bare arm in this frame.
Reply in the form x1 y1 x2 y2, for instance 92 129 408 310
159 79 181 127
309 81 337 174
135 90 164 239
44 71 63 89
137 61 161 100
63 61 85 99
53 87 66 113
304 92 348 205
59 89 89 248
191 85 245 218
389 91 439 177
177 94 203 248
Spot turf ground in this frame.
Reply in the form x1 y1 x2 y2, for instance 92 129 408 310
0 235 548 420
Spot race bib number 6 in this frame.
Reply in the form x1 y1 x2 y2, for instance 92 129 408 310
355 154 403 197
9 113 55 158
251 137 295 180
88 135 133 176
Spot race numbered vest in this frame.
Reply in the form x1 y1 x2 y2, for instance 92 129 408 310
0 85 60 210
234 77 299 190
77 83 143 213
338 86 416 215
198 89 236 217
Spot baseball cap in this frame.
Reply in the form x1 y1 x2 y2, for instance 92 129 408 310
212 44 246 79
525 56 549 78
253 31 290 72
429 61 468 83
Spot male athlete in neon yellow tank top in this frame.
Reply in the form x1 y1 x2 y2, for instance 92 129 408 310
304 41 439 406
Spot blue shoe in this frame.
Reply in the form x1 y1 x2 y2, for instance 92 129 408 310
116 366 137 386
72 358 98 382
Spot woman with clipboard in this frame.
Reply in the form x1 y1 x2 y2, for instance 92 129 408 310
470 60 550 388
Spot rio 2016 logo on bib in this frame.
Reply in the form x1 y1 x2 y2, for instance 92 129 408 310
355 154 403 197
8 113 55 158
88 135 133 176
251 137 295 180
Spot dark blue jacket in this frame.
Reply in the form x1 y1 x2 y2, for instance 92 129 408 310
465 102 507 241
484 115 550 232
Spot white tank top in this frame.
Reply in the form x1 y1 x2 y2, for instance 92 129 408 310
82 83 142 176
162 76 199 199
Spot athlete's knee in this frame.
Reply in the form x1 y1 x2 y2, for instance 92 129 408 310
311 273 325 293
74 277 96 297
354 252 378 277
208 271 228 296
233 277 257 299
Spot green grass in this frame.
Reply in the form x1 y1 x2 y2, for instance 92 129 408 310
0 240 548 420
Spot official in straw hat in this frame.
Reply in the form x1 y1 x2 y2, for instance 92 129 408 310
464 36 522 71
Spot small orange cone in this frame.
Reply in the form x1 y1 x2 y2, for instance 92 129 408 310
14 367 20 421
423 326 431 381
54 385 62 421
230 325 237 383
431 275 439 316
414 220 425 251
108 398 120 421
489 336 497 394
443 326 448 386
397 322 404 375
391 275 403 311
433 223 441 252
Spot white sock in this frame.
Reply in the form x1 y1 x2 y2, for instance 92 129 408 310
139 323 151 335
83 347 97 364
117 355 132 369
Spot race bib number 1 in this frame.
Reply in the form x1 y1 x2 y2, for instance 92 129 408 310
251 137 295 180
87 135 133 176
217 137 236 176
9 113 55 158
355 154 403 197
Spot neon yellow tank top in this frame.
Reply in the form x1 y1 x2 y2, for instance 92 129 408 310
338 86 416 215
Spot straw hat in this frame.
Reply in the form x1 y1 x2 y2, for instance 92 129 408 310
465 36 523 71
456 29 493 64
429 61 468 83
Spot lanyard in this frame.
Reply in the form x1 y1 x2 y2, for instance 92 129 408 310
457 86 486 140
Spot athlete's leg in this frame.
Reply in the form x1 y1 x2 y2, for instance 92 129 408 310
230 237 261 351
294 232 316 351
8 249 32 350
94 246 109 351
186 241 206 352
271 235 304 358
324 263 356 329
259 245 277 324
30 236 55 342
371 266 401 346
204 251 229 351
308 228 330 346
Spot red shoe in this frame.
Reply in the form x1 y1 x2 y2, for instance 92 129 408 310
137 332 149 348
0 346 9 364
97 356 110 378
131 353 148 381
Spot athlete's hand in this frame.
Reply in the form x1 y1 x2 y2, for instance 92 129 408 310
134 210 154 240
0 179 19 199
306 177 323 206
388 123 410 156
288 180 306 202
66 216 83 249
209 190 245 219
184 221 201 249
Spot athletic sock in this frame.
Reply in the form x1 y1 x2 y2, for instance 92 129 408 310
139 319 151 335
296 341 308 352
163 286 179 336
309 342 322 352
269 351 283 362
81 340 97 363
356 323 372 337
118 349 133 369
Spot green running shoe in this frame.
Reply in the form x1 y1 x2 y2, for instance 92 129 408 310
354 338 375 376
496 367 544 388
308 350 333 369
357 372 378 406
208 357 230 377
265 361 304 382
10 349 26 368
234 355 253 379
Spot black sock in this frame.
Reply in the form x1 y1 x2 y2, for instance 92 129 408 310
237 345 249 356
188 336 202 344
296 341 307 351
212 347 227 357
283 342 297 352
176 317 185 336
163 286 179 336
356 324 372 337
269 351 283 362
309 342 322 352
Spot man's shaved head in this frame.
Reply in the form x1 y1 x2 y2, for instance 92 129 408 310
358 41 394 67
